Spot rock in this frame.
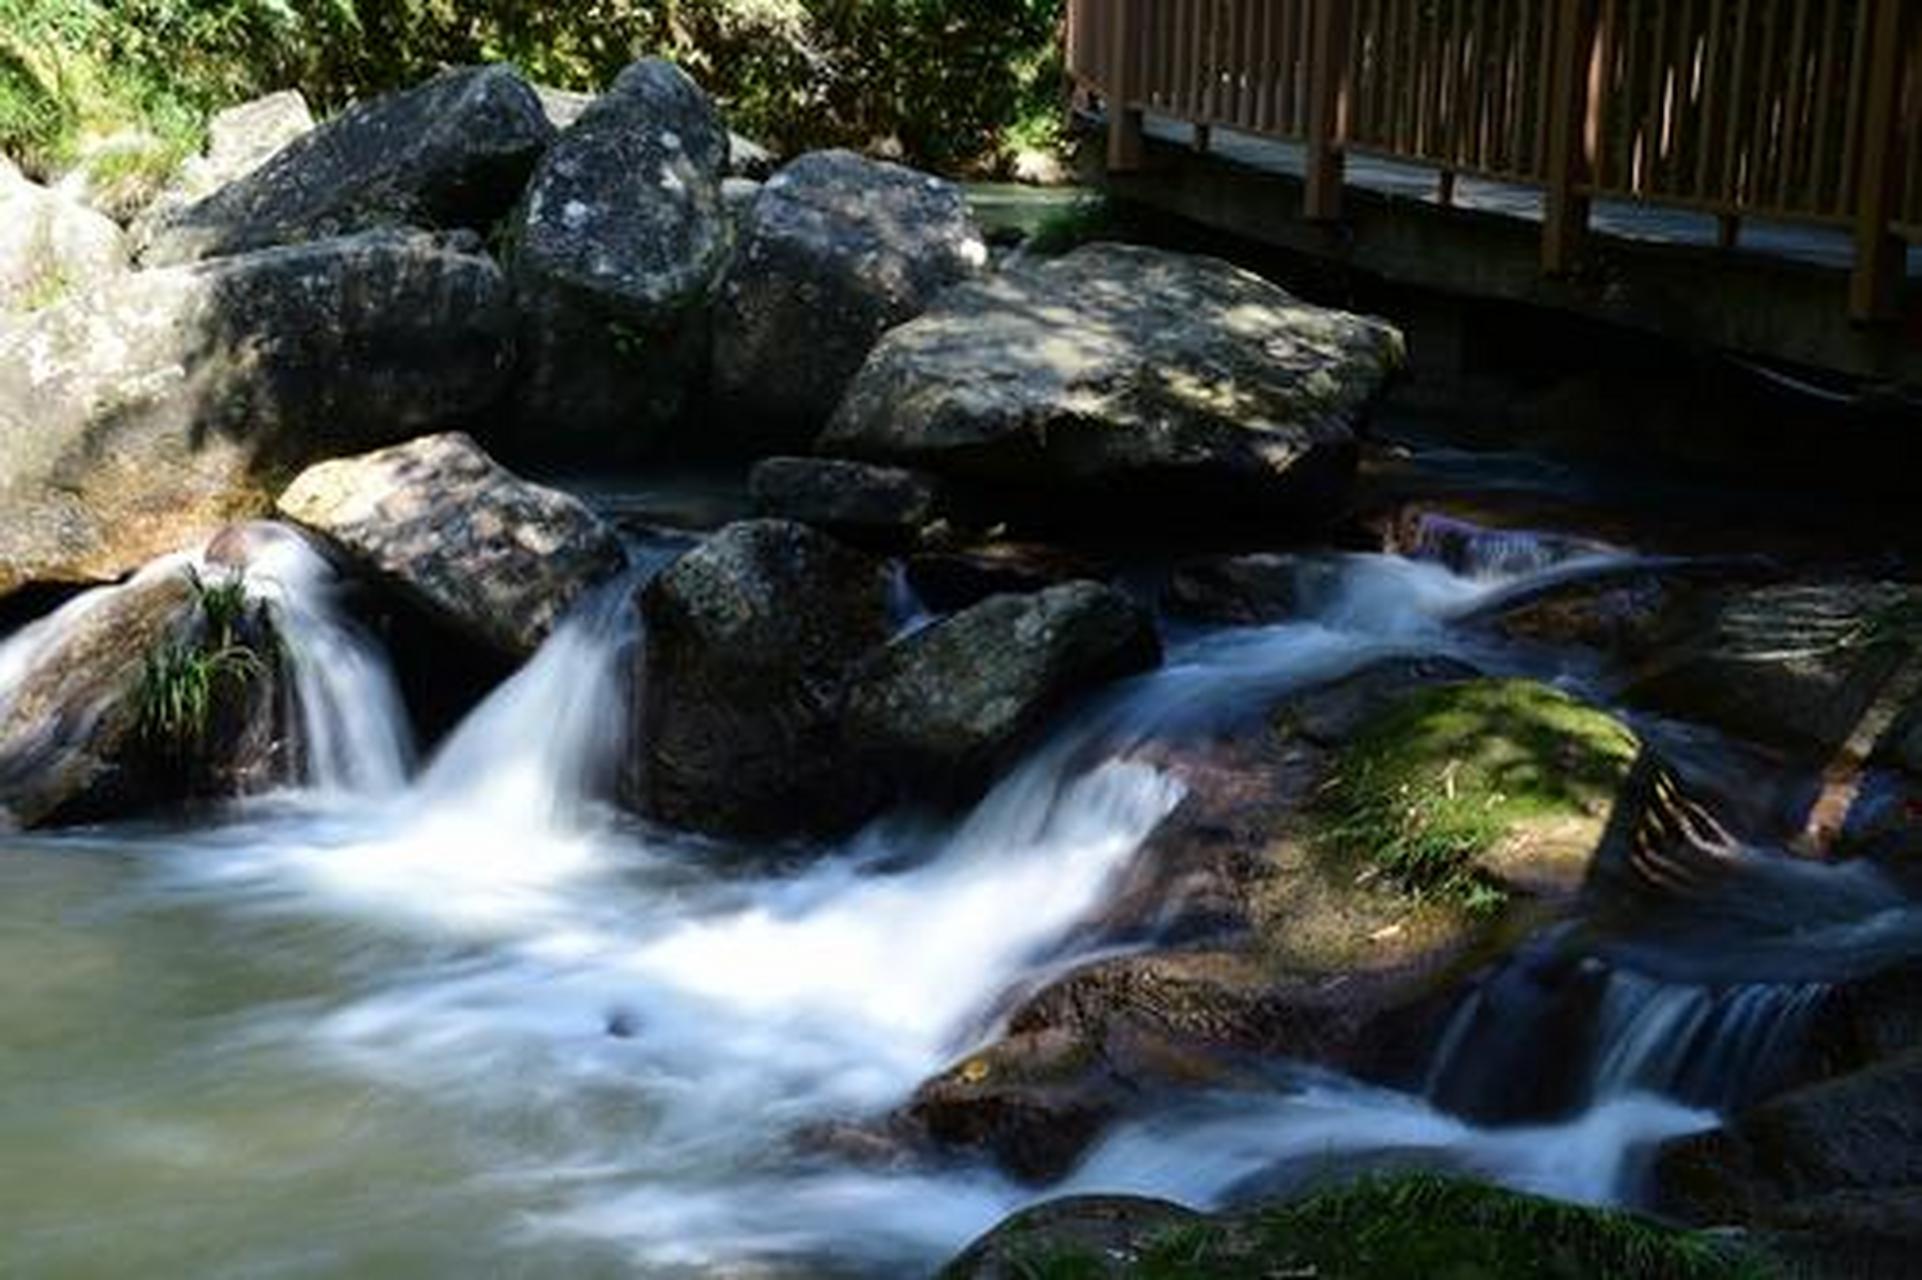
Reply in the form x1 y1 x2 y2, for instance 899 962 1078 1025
0 174 126 315
534 85 596 130
903 671 1639 1180
1163 554 1305 625
907 543 1113 613
821 243 1403 532
634 519 890 839
747 456 941 547
712 150 988 449
505 58 730 461
1388 509 1615 578
720 175 761 228
129 92 318 254
1 230 514 601
846 582 1160 801
277 432 625 659
728 130 777 179
0 562 289 828
141 65 554 265
1655 1050 1922 1234
937 1195 1202 1279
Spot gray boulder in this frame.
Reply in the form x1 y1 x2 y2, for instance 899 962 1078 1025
634 520 890 839
0 172 127 316
131 91 318 254
1163 553 1306 625
276 433 625 659
712 150 988 449
142 65 554 265
820 243 1403 529
727 131 778 179
747 456 941 547
1 229 514 600
506 58 731 461
0 563 289 829
846 581 1160 801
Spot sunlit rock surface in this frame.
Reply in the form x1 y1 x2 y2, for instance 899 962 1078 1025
633 519 890 839
713 149 987 450
131 90 318 249
0 168 126 316
821 243 1403 530
141 65 553 265
505 58 730 461
277 432 624 659
0 230 513 599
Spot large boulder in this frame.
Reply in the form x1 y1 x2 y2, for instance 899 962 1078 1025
276 433 625 660
0 171 126 316
141 65 554 265
820 243 1403 532
131 91 318 248
906 671 1639 1181
0 230 514 599
712 150 987 450
505 58 730 461
633 520 890 839
846 582 1160 802
0 562 289 829
747 456 942 548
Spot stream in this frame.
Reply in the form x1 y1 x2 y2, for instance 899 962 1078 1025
3 502 1919 1277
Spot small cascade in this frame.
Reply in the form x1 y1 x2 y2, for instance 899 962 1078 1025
1402 512 1615 581
1586 970 1829 1106
235 527 415 798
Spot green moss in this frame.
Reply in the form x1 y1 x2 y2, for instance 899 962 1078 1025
1314 679 1637 914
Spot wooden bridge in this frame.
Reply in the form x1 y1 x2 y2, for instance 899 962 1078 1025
1067 0 1921 381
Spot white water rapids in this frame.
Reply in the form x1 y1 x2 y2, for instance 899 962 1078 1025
6 530 1891 1276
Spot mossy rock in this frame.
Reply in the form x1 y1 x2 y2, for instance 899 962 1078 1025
1315 678 1639 912
943 1174 1771 1279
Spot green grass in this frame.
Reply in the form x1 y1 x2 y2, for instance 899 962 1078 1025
134 567 263 756
1313 679 1638 914
1003 1175 1772 1280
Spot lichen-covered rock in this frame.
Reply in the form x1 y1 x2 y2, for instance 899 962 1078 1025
277 433 625 659
0 563 288 829
141 65 553 265
747 456 941 547
505 58 730 461
821 243 1403 530
846 582 1160 802
0 230 514 600
634 520 890 839
713 150 987 449
0 172 126 315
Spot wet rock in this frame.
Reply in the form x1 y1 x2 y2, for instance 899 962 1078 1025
747 456 941 548
0 230 514 601
142 65 553 264
937 1195 1202 1279
846 582 1160 803
0 172 126 315
1655 1050 1922 1237
634 519 890 839
906 543 1114 613
1163 553 1304 625
276 432 625 659
506 58 730 461
821 243 1403 532
0 565 289 829
713 150 987 449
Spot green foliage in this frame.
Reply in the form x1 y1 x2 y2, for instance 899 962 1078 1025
1000 1175 1772 1280
1314 679 1638 914
1 0 1070 181
1025 193 1115 256
135 567 263 757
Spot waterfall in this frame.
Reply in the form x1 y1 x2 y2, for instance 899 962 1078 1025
1403 512 1616 581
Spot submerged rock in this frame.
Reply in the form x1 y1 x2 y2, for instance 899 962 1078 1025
846 582 1160 802
505 57 731 461
0 171 126 315
142 65 554 264
0 563 288 829
821 243 1403 531
747 456 942 547
633 519 890 839
276 433 624 659
713 150 987 450
0 230 513 601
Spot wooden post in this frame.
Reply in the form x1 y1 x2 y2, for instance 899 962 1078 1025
1716 214 1740 251
1850 0 1907 322
1543 0 1598 275
1108 0 1146 172
1305 0 1351 220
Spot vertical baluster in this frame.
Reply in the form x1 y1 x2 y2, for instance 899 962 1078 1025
1306 0 1352 217
1850 0 1907 319
1808 0 1844 211
1109 0 1146 169
1775 0 1813 210
1546 0 1601 271
1694 0 1726 199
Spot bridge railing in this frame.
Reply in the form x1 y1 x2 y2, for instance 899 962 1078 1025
1068 0 1919 320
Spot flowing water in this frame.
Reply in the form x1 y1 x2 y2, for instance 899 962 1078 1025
3 527 1918 1277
